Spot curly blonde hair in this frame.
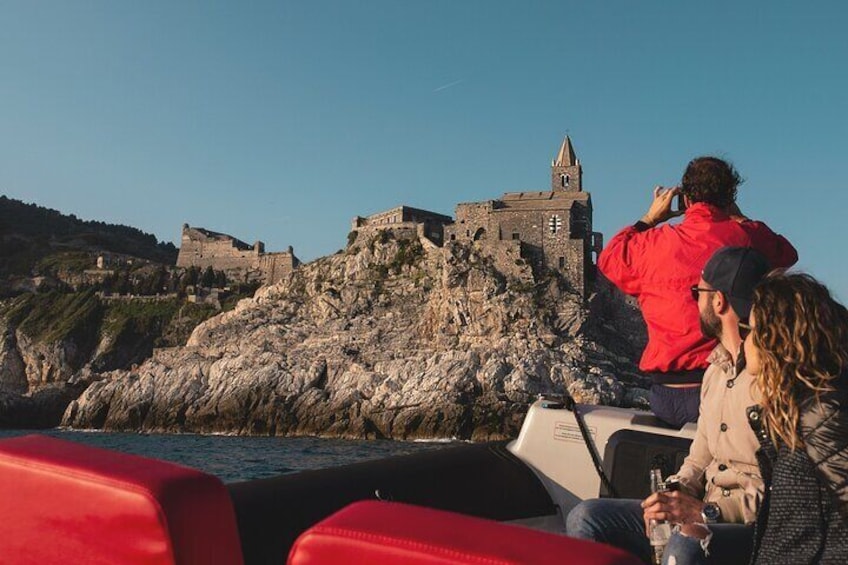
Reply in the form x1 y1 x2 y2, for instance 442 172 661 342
750 272 848 450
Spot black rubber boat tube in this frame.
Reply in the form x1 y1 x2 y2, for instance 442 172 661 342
227 440 554 565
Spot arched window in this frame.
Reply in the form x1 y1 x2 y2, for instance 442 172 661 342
561 174 569 187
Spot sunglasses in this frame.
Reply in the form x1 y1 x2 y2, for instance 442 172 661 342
690 285 718 301
738 321 752 340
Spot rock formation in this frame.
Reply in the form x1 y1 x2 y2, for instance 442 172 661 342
0 291 221 427
62 229 649 440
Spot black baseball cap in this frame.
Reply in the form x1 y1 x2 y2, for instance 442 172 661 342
702 246 771 321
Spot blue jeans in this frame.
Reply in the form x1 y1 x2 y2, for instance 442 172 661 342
650 384 701 428
566 498 753 564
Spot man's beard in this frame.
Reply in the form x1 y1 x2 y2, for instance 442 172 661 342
700 306 721 339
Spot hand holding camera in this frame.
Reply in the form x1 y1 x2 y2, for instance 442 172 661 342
640 185 685 227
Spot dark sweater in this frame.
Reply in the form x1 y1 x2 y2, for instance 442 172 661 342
747 378 848 564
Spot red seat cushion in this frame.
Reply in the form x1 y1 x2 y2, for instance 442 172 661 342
288 500 641 565
0 434 243 565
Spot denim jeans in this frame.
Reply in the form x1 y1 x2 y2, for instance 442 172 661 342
649 384 701 428
565 498 754 564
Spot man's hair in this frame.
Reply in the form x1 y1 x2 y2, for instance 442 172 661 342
751 272 848 450
680 157 743 209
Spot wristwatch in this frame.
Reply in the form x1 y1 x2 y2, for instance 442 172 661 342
701 502 721 524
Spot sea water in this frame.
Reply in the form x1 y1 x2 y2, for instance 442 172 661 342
0 429 448 483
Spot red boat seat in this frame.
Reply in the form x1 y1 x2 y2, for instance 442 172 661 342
287 500 641 565
0 434 244 565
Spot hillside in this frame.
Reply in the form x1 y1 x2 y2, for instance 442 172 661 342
0 196 273 428
0 195 177 294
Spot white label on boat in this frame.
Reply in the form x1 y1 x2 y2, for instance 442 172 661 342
554 422 595 442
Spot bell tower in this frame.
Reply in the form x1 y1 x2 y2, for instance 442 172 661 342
551 136 582 192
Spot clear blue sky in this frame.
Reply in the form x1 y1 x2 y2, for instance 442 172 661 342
2 2 847 300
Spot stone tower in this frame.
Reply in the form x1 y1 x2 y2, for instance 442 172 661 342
445 135 602 297
551 136 582 192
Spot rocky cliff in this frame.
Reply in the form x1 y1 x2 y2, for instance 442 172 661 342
62 229 648 440
0 291 221 427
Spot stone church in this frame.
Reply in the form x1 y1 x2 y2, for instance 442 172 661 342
444 137 603 295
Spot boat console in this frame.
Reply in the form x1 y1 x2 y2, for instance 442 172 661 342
508 399 696 527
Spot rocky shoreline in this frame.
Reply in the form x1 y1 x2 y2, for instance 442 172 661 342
58 230 649 440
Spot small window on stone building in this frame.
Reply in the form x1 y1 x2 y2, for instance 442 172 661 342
451 234 456 241
561 174 569 187
559 257 565 269
549 215 563 234
466 230 470 237
512 232 520 240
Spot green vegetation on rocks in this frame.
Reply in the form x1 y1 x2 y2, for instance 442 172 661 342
1 290 227 388
9 289 102 344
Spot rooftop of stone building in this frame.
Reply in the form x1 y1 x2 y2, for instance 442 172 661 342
363 205 453 222
500 191 590 202
552 136 579 167
453 190 589 211
491 197 589 212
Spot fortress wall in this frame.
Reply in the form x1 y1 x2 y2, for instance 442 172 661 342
562 239 587 295
353 223 421 243
177 226 298 286
403 208 453 225
446 202 492 242
489 208 554 247
354 208 453 244
420 220 447 246
176 237 262 271
416 225 442 251
261 252 299 285
366 207 405 225
487 239 533 283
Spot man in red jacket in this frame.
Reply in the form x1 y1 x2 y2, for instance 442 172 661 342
598 157 797 427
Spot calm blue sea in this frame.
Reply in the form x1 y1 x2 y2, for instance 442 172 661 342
0 429 449 483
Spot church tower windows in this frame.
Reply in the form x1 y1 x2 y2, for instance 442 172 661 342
551 136 582 192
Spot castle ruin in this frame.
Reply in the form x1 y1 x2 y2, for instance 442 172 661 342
175 225 300 285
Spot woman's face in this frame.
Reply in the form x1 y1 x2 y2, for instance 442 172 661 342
743 307 762 376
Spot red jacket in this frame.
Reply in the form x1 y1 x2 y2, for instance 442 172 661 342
598 203 798 373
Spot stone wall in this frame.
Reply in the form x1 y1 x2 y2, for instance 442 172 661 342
351 223 420 244
445 201 494 242
176 225 260 271
352 206 453 247
176 224 299 285
261 250 300 285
